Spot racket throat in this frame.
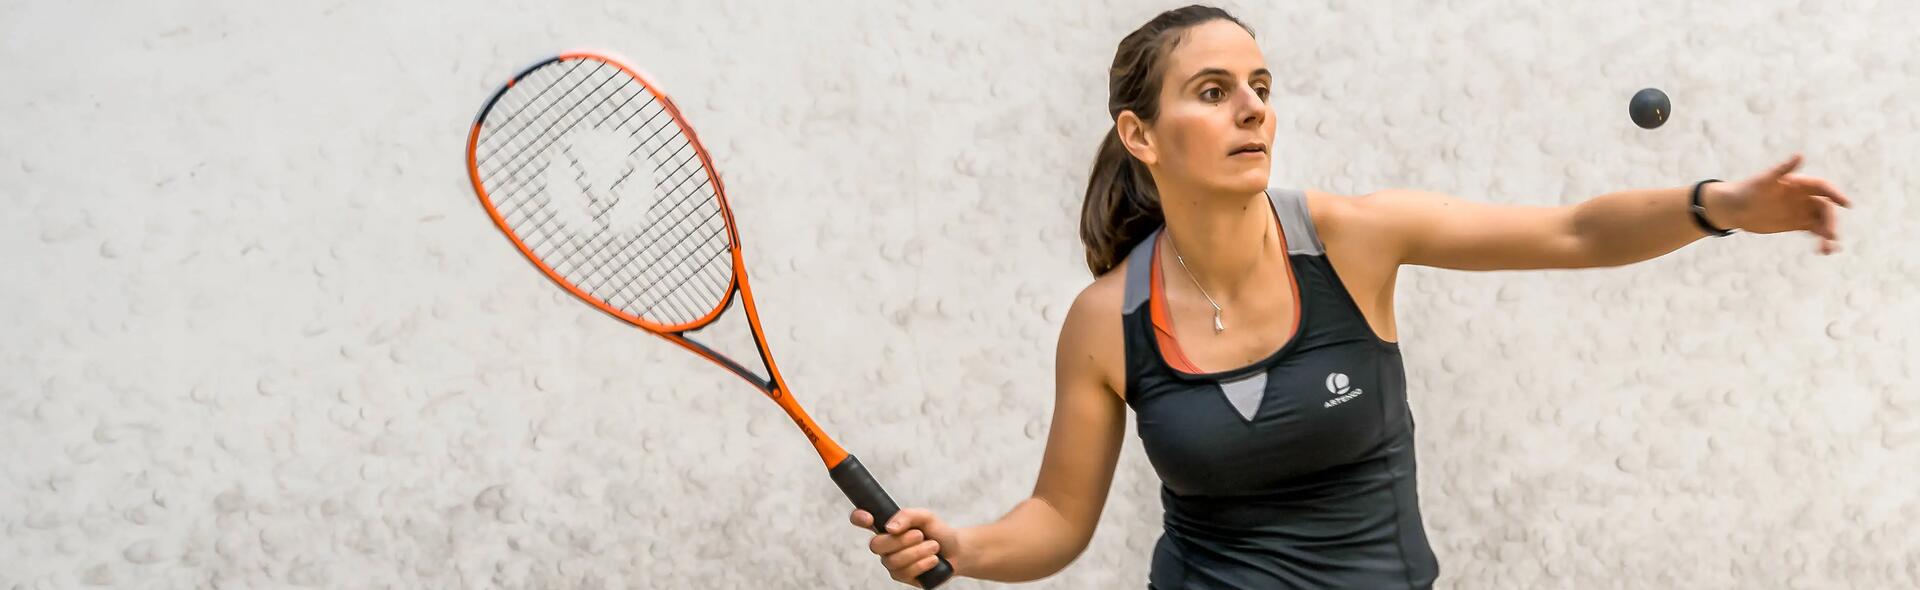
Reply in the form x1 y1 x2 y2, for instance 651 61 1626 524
678 334 774 391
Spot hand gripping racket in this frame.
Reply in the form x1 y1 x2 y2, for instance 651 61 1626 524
464 50 955 588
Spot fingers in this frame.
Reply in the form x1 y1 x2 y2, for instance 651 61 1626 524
864 508 934 554
883 539 944 579
882 538 941 571
1815 200 1841 240
1785 174 1853 208
1808 219 1839 242
906 554 946 584
869 527 926 555
1797 193 1845 255
1811 199 1843 255
1817 233 1841 255
856 507 952 586
861 520 940 587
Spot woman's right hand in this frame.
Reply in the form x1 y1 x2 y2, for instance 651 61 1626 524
851 507 964 587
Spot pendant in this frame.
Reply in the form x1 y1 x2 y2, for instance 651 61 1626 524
1212 312 1225 334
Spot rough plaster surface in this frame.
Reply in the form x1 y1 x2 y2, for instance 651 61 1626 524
3 1 1917 588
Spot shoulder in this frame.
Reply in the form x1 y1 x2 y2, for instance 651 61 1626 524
1304 187 1445 224
1301 187 1434 241
1300 188 1364 235
1298 188 1422 291
1057 254 1133 394
1063 261 1127 348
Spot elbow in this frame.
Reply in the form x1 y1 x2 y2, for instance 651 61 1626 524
1568 242 1623 269
1006 496 1100 582
1048 537 1097 577
995 546 1093 584
1562 228 1631 270
1572 237 1646 269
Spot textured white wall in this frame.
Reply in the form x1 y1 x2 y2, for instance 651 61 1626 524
3 0 1917 588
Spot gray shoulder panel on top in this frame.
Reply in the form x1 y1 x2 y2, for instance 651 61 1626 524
1121 227 1161 314
1266 188 1323 256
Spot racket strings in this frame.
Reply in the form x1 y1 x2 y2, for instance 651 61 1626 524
473 56 735 327
478 62 620 176
521 141 719 300
621 210 732 316
507 143 688 274
492 128 685 243
473 61 586 157
510 141 727 319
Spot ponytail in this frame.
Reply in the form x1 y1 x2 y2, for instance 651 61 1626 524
1078 126 1162 275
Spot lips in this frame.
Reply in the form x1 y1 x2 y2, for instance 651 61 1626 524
1230 142 1267 156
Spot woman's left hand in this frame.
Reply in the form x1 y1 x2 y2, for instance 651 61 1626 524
1709 153 1855 255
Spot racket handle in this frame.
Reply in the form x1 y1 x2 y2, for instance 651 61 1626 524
830 455 956 589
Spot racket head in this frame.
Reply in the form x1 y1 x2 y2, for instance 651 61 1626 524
466 50 743 335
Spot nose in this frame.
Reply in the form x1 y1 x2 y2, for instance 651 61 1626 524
1235 86 1266 128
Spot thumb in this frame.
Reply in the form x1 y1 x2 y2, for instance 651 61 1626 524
1763 153 1803 180
884 508 942 535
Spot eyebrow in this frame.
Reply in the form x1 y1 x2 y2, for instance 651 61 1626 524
1183 67 1272 87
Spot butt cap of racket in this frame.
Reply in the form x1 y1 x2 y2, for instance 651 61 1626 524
830 455 955 588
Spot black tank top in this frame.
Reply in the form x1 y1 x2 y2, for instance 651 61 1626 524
1122 188 1439 589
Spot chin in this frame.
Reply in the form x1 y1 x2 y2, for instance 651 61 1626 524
1211 169 1270 194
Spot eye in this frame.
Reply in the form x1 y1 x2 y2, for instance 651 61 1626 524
1254 84 1271 102
1200 86 1224 102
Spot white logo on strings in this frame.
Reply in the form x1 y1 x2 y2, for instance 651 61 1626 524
545 127 662 233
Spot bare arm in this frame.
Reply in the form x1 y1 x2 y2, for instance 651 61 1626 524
1349 155 1851 272
1352 185 1714 271
953 282 1129 582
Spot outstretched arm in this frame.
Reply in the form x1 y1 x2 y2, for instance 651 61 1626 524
1348 154 1853 271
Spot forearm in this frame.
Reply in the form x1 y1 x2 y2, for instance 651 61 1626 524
1569 182 1734 268
953 496 1091 583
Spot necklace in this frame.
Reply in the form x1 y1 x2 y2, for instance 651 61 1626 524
1166 237 1226 334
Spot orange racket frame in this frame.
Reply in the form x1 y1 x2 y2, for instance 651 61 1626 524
463 50 953 588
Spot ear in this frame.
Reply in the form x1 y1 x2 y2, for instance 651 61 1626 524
1115 110 1159 167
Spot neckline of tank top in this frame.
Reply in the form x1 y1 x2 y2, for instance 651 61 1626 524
1145 222 1307 383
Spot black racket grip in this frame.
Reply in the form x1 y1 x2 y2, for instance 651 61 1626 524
830 455 956 589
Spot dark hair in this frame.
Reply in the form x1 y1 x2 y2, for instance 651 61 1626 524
1079 5 1253 275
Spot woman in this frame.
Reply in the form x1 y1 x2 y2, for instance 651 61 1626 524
851 5 1852 588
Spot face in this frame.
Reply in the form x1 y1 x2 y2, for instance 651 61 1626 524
1122 20 1275 196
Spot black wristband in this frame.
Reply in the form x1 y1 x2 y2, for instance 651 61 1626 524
1690 179 1735 237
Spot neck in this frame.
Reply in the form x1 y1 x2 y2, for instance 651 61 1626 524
1159 184 1276 300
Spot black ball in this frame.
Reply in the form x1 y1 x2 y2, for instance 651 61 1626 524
1629 88 1670 129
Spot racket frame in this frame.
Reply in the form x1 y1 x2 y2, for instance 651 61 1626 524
464 50 848 468
464 50 954 588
